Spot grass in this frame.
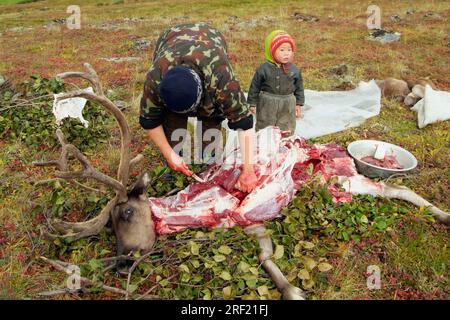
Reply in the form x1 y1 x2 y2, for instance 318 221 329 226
0 0 449 300
0 0 39 4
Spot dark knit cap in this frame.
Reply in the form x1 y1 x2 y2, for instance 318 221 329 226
159 66 202 113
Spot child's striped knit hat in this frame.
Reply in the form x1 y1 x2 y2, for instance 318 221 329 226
264 30 295 64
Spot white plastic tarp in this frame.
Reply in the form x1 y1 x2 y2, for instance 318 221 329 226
221 80 381 144
294 80 381 139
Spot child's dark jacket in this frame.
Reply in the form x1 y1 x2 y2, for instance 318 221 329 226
247 61 305 106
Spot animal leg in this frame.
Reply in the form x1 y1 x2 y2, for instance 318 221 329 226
381 183 450 225
339 176 450 225
244 224 306 300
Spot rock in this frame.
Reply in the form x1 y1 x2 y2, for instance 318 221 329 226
43 18 69 31
90 17 148 31
226 15 238 23
123 17 145 23
106 89 116 99
405 78 435 90
44 24 62 31
52 18 66 24
368 29 401 44
424 12 441 19
404 92 421 107
225 16 260 29
95 22 121 31
261 16 275 22
332 81 356 91
406 8 415 15
134 38 151 51
376 78 410 101
236 19 258 29
390 15 401 23
329 64 348 76
293 12 319 22
171 15 190 23
7 26 33 33
411 84 425 98
113 100 127 110
403 80 428 107
403 92 422 107
369 123 389 134
404 93 419 106
100 57 141 63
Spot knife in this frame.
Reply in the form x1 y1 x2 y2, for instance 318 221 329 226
191 173 206 183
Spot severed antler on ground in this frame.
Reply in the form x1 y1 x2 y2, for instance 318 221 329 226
33 63 149 242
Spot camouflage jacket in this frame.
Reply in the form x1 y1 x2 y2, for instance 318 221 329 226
247 61 305 106
139 22 253 131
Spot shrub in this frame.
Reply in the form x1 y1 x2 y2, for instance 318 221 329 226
0 75 113 152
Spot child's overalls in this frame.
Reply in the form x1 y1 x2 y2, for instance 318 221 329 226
255 91 296 134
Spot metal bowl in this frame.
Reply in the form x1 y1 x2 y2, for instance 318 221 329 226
347 140 418 179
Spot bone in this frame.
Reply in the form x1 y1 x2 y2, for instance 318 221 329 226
244 224 306 300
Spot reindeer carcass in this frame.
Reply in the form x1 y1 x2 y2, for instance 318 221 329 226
150 128 449 234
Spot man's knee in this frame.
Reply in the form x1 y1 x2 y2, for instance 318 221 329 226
195 119 223 162
163 113 189 149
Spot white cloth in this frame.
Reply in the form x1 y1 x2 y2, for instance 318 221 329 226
221 80 381 142
294 80 381 139
52 87 93 128
411 85 450 128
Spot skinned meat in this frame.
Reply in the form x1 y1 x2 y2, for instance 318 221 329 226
150 127 383 235
151 185 240 234
360 155 404 169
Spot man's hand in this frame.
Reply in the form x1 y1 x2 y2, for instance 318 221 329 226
295 105 302 118
250 106 256 114
281 130 292 137
165 150 193 177
236 166 258 193
236 128 257 192
146 126 193 177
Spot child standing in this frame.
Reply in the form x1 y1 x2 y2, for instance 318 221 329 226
248 30 304 135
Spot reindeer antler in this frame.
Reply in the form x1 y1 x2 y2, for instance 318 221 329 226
35 129 127 198
33 63 143 240
57 63 132 187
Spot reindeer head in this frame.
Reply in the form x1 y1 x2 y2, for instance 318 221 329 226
111 173 156 258
34 63 156 264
